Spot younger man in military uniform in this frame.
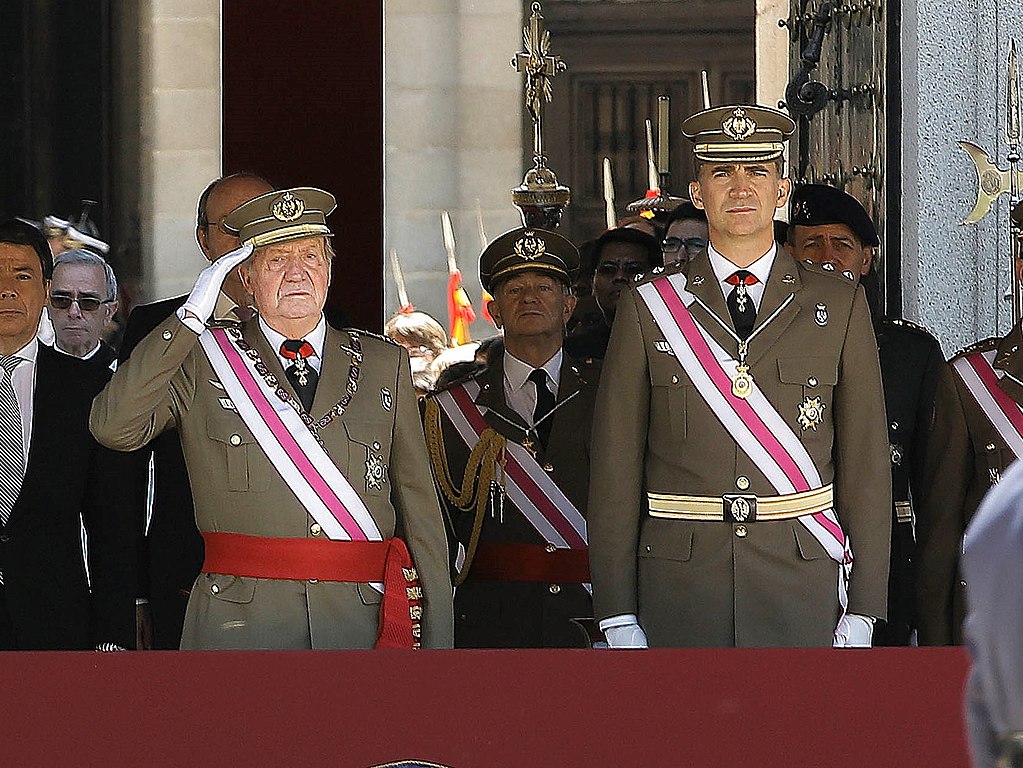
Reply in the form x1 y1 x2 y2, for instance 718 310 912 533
588 105 891 648
787 183 943 645
424 227 598 647
916 200 1023 646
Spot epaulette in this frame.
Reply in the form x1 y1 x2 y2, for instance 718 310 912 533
796 258 859 284
953 336 999 359
430 361 489 395
883 317 935 337
346 328 400 347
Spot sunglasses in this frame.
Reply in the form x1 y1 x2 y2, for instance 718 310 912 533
595 261 647 277
662 237 708 255
49 294 113 312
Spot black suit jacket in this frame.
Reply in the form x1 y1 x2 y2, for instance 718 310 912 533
0 344 137 649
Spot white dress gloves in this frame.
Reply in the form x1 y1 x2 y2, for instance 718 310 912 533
175 243 253 334
833 613 875 648
599 614 649 649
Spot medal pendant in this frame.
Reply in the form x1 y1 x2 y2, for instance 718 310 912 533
521 436 538 458
731 366 753 399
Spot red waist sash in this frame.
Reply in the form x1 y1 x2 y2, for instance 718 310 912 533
201 532 423 649
467 542 591 583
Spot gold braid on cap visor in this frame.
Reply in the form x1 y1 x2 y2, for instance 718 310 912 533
245 223 333 248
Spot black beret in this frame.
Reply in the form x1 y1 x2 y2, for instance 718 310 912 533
789 184 880 247
592 227 661 268
479 227 579 293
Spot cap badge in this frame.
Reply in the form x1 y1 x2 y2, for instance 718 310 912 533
271 191 305 223
722 107 757 141
792 199 811 220
513 232 547 261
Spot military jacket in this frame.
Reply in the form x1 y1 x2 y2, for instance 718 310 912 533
90 315 454 649
425 353 598 648
917 324 1023 645
873 318 943 646
588 248 891 647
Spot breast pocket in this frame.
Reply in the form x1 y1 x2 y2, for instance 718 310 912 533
206 413 271 492
343 420 392 497
777 357 838 442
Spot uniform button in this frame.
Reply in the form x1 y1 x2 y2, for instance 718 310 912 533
549 584 561 594
986 443 997 451
734 525 748 538
545 543 556 554
890 421 899 431
671 375 679 384
162 330 173 341
807 377 818 387
210 583 220 595
959 580 967 588
310 523 322 536
308 578 318 584
543 463 554 472
736 476 750 490
229 434 242 446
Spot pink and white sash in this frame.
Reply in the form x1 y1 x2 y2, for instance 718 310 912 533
953 349 1023 458
435 380 588 558
198 328 384 546
636 274 852 610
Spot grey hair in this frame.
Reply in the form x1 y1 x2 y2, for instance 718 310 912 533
53 248 118 301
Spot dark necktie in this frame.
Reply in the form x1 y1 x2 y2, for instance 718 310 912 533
528 368 556 448
280 339 319 413
726 270 759 340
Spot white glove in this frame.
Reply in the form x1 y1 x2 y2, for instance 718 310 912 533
599 613 649 649
833 613 875 648
175 243 253 334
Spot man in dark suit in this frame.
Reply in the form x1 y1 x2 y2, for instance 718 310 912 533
48 248 119 370
0 219 136 649
121 171 273 649
424 227 599 647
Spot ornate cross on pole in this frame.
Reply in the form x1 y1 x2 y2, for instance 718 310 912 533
510 2 571 229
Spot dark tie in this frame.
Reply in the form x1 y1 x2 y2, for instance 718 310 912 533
280 339 319 412
726 270 759 340
528 368 556 448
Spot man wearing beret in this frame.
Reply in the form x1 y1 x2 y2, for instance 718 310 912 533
915 200 1023 646
588 104 891 647
423 227 599 647
786 183 943 646
91 187 453 649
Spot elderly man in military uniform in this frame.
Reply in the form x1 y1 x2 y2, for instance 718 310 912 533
90 187 453 649
588 105 891 648
916 200 1023 647
786 183 943 646
423 227 598 647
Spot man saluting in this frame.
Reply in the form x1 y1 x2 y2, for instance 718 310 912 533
588 105 891 648
91 187 453 649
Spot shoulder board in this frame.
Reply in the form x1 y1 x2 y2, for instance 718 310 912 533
632 259 684 287
796 258 859 284
346 328 400 347
953 336 999 359
431 361 489 394
883 317 935 337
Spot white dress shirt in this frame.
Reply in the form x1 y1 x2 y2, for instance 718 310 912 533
7 338 38 467
503 348 562 427
259 315 327 374
707 242 777 312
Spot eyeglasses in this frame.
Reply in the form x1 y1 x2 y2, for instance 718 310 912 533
595 261 647 277
49 294 113 312
662 237 708 255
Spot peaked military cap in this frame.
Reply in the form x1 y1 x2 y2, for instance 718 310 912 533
222 187 336 247
479 227 579 293
789 184 880 247
681 105 795 163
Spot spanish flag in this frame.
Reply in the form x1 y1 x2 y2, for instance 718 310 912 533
447 270 476 346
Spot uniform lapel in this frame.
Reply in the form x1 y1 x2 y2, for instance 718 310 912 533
473 356 530 439
680 250 741 357
241 318 298 404
546 356 584 450
745 248 802 368
994 323 1023 403
309 326 351 419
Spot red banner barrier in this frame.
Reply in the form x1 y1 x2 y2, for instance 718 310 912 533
0 648 970 767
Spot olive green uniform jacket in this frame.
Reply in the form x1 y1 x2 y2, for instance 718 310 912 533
90 315 453 649
588 248 891 647
916 326 1023 646
425 354 598 648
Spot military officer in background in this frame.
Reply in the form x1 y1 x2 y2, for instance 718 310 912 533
916 200 1023 646
786 184 943 645
424 227 598 647
91 187 453 649
588 104 891 648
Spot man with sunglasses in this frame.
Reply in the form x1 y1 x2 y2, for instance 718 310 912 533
566 227 661 362
660 202 709 266
48 249 119 370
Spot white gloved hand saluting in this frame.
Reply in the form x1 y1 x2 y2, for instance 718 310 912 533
833 613 875 648
175 243 254 334
599 614 649 649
